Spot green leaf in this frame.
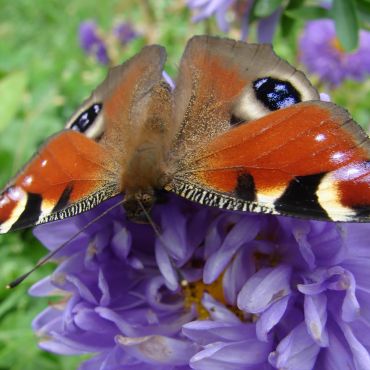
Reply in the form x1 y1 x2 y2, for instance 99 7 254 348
357 0 370 11
280 13 295 38
357 0 370 27
332 0 359 51
286 0 305 9
0 288 25 318
285 6 330 21
0 72 28 132
254 0 283 17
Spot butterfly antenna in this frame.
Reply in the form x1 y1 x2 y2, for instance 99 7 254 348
6 198 125 289
137 199 162 237
136 199 184 282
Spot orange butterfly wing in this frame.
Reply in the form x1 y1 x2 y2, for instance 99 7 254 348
0 130 119 232
0 44 168 232
171 101 370 222
171 36 319 155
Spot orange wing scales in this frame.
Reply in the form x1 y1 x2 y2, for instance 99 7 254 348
0 131 119 233
174 102 370 222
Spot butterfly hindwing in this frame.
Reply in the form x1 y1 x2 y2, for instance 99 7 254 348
0 130 119 233
170 101 370 222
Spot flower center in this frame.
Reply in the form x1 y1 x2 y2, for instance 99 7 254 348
181 275 244 320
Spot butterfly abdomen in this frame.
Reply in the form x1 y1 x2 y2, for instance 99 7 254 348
121 139 170 221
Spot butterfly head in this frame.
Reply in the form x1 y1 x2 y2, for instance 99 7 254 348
123 190 156 223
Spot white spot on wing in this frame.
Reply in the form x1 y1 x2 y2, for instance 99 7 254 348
332 162 368 181
8 186 24 201
23 175 33 187
315 134 326 142
331 152 345 162
346 167 360 177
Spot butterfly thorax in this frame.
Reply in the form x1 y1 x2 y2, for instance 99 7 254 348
120 81 174 221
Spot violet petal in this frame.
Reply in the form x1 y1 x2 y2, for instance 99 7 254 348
237 265 291 313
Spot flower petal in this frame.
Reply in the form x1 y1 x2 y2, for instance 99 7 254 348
304 293 329 346
257 8 281 43
183 320 253 345
155 239 179 290
204 217 260 284
257 295 290 342
238 265 291 313
202 293 240 323
268 322 320 370
340 322 370 370
340 270 360 322
190 339 271 370
111 223 131 261
116 334 197 366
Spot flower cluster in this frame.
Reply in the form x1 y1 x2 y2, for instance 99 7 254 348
299 19 370 87
79 20 138 65
31 193 370 369
186 0 281 42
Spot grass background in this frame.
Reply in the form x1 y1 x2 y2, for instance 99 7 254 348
0 1 369 369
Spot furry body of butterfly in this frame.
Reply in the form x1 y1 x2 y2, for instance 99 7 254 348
0 35 369 233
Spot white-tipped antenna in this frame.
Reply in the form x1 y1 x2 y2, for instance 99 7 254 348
7 198 125 289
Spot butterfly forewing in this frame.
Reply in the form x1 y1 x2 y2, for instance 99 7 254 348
65 45 167 147
171 36 319 157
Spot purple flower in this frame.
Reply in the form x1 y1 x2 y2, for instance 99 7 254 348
79 21 110 65
113 22 138 45
187 0 234 33
30 194 370 369
299 19 370 87
186 0 281 42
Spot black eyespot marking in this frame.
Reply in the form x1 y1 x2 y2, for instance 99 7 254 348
71 103 103 133
253 77 301 111
235 173 256 202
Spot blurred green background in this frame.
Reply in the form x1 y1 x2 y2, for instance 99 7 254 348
0 0 369 369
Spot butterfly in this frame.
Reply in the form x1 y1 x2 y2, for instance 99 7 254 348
0 35 369 235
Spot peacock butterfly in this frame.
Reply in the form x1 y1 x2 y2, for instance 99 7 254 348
0 35 369 235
